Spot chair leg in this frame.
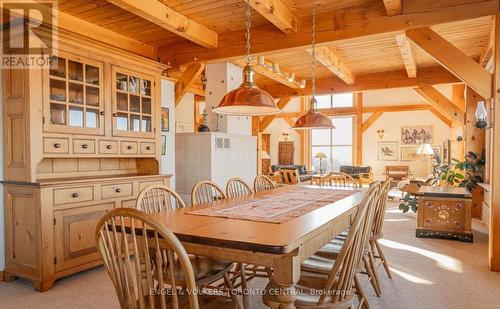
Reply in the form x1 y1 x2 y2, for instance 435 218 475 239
362 255 381 297
239 263 250 309
354 273 370 309
223 273 241 309
368 249 382 296
375 240 392 279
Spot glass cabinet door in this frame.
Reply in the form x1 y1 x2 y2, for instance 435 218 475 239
46 54 104 134
112 67 155 138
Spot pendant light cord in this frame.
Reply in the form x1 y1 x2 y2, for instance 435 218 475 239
245 0 252 65
311 0 317 110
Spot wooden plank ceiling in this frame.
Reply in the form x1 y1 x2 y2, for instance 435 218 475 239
56 0 497 96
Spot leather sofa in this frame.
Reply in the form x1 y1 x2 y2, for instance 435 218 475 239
339 165 373 185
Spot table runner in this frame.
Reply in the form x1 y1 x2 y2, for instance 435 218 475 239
186 187 360 224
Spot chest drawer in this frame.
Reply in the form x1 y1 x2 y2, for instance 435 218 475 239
101 182 133 199
138 180 166 191
44 137 70 154
73 139 96 154
54 186 94 205
121 141 138 154
140 142 155 155
99 140 118 154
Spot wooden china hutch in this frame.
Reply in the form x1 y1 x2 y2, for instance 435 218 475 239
2 29 170 291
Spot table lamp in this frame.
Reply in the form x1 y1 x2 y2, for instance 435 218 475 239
417 143 434 176
314 152 328 174
261 150 271 160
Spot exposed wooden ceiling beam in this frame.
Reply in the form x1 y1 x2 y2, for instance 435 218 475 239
406 27 493 98
430 108 452 127
362 111 384 132
413 85 465 124
480 20 494 68
174 63 205 106
233 60 301 89
249 0 297 34
283 116 297 127
395 34 417 78
261 65 459 98
260 97 292 130
307 47 354 84
106 0 217 48
382 0 402 16
159 0 498 66
56 10 156 58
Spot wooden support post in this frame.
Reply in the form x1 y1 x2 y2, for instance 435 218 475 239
361 111 383 132
252 117 262 175
489 14 500 271
452 84 466 160
356 93 363 165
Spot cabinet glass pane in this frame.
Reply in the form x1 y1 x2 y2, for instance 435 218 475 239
85 65 99 85
50 103 66 125
116 73 128 91
69 106 84 127
117 93 128 111
130 114 140 132
141 97 151 114
116 113 128 131
129 76 140 94
86 109 98 128
49 56 66 77
69 83 83 104
130 95 140 113
86 86 99 106
142 116 151 132
68 60 83 81
50 79 66 102
141 79 151 96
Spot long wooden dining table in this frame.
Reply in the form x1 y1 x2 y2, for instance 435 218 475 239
140 185 364 308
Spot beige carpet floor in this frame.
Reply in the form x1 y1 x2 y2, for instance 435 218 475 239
1 202 500 309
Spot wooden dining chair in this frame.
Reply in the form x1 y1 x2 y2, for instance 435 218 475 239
279 168 301 184
226 177 253 198
96 208 236 309
265 184 379 309
135 184 186 212
253 175 277 192
191 180 227 206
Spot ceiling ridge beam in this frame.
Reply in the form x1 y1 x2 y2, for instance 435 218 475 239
249 0 297 34
160 0 499 66
413 85 465 124
233 60 301 89
175 63 205 106
382 0 402 16
395 34 417 78
406 26 493 98
307 46 355 85
430 108 453 127
107 0 218 48
362 111 383 132
260 97 292 130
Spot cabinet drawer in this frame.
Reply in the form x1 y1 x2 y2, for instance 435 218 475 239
121 199 137 208
44 137 69 154
139 180 166 191
121 141 138 154
54 186 94 205
99 140 118 154
140 142 155 154
101 182 133 200
73 139 95 154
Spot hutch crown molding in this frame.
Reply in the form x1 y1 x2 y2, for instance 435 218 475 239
2 26 171 291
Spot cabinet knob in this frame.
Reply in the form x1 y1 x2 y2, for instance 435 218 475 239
146 146 151 150
100 111 105 116
54 143 61 148
106 145 112 149
82 144 88 149
112 113 118 117
72 193 79 198
127 145 133 150
115 188 121 193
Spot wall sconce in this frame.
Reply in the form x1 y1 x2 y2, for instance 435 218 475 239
287 72 295 83
272 62 280 73
456 127 463 142
282 132 290 141
475 100 488 129
299 79 306 89
377 129 385 140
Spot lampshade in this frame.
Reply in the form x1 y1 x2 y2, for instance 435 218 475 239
261 150 271 160
213 65 281 116
293 98 335 130
417 143 434 155
314 152 328 159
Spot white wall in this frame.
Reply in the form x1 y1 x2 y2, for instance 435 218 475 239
161 80 176 189
175 92 195 133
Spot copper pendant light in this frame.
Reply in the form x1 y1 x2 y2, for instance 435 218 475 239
293 0 335 130
212 1 280 116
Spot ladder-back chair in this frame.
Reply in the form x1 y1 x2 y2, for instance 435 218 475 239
279 169 300 184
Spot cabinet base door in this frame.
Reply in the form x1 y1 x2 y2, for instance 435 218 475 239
54 203 113 272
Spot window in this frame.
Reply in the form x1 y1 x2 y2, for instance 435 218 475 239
312 116 353 172
314 93 353 109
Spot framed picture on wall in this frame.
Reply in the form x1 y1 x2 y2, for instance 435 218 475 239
161 107 169 132
377 141 399 161
401 126 433 145
161 135 166 156
401 146 420 161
